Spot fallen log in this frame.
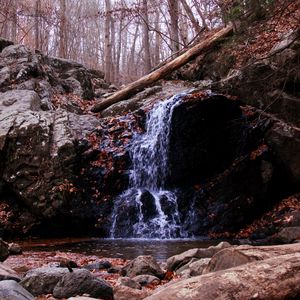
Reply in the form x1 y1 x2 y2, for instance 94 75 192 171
145 253 300 300
91 25 233 113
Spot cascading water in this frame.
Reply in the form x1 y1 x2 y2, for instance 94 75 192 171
110 93 188 239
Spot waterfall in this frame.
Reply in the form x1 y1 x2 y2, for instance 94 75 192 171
110 93 188 239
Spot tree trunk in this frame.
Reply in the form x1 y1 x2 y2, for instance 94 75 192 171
167 0 180 53
104 0 112 83
91 25 233 113
142 0 151 74
34 0 41 50
179 0 202 34
59 0 67 58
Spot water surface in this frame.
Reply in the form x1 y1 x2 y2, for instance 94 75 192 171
20 238 220 261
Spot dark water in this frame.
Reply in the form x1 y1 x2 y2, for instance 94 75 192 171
20 238 220 261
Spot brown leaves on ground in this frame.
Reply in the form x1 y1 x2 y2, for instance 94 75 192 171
236 194 300 239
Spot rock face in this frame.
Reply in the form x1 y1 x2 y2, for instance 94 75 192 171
0 38 129 237
145 253 300 300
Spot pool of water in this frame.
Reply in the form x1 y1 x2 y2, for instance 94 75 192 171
19 238 221 261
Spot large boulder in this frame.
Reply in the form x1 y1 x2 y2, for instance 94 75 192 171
0 280 34 300
121 256 165 279
20 267 69 295
166 242 231 272
145 253 300 300
53 269 113 300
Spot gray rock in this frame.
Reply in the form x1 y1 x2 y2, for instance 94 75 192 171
0 280 34 300
276 227 300 243
101 86 162 117
117 276 141 289
166 241 231 271
84 260 112 271
0 239 9 262
53 269 113 300
266 122 300 183
20 267 69 295
132 275 160 286
188 258 211 277
113 285 150 300
0 263 21 281
121 255 165 279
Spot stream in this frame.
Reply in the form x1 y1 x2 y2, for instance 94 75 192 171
19 238 219 261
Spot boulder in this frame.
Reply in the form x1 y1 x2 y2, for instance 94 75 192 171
275 227 300 243
53 269 113 300
265 122 300 183
84 260 112 271
0 280 34 300
166 241 231 271
204 243 300 274
0 263 21 281
121 255 165 279
68 297 99 300
117 276 141 289
0 38 14 52
0 240 9 262
20 267 69 296
113 285 151 300
132 275 161 286
145 253 300 300
188 258 211 277
8 243 22 255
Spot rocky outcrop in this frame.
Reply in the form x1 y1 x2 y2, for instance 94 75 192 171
146 252 300 300
166 242 231 272
0 38 130 237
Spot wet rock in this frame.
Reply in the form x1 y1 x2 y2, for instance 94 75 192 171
0 239 9 262
113 285 151 300
132 275 161 287
0 263 21 281
117 276 141 289
121 255 165 279
20 267 69 296
0 280 34 300
166 241 231 272
53 269 113 300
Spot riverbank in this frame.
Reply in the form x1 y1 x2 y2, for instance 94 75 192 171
2 239 300 299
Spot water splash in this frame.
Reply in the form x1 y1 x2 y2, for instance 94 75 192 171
110 93 188 239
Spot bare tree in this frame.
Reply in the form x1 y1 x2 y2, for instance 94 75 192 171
167 0 180 53
59 0 67 57
142 0 151 73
